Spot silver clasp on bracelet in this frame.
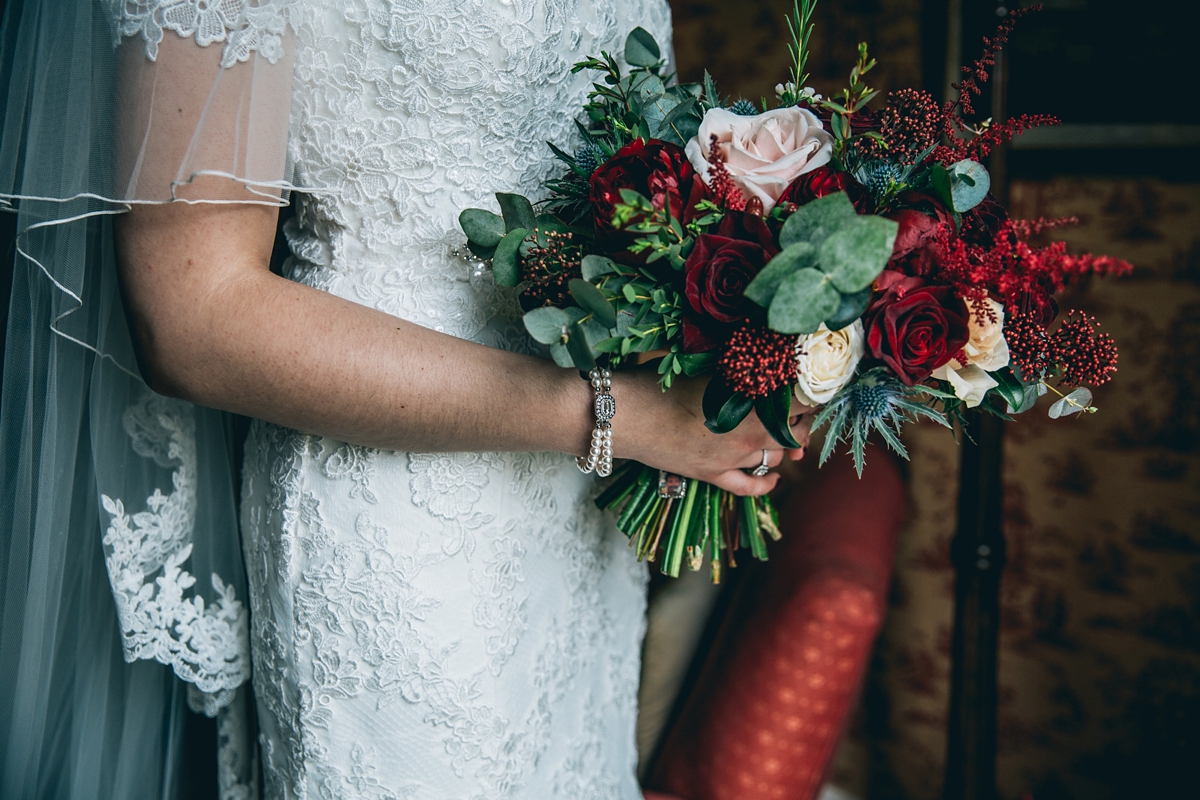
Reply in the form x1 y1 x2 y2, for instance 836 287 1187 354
577 368 614 477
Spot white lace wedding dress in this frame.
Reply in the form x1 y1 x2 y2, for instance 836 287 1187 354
232 2 673 798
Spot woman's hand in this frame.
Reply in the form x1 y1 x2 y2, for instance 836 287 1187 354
615 371 813 497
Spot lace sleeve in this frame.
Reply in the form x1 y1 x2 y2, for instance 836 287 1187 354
108 0 301 203
105 0 292 67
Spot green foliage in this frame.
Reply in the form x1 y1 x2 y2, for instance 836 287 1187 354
702 377 754 434
458 208 506 249
524 306 571 344
755 192 894 334
813 368 951 476
569 278 617 328
769 268 841 334
783 0 818 104
624 27 662 68
948 159 991 212
755 385 803 448
491 228 527 287
496 193 537 233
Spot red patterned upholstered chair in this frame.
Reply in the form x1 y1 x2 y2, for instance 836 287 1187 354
645 445 905 800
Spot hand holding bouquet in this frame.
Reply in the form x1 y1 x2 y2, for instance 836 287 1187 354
460 2 1130 581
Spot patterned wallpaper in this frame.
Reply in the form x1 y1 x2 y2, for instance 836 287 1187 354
666 1 1200 797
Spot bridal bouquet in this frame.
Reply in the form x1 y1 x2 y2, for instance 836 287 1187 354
459 1 1130 581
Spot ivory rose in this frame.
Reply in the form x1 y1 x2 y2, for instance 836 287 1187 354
794 321 865 407
931 296 1010 407
685 107 833 212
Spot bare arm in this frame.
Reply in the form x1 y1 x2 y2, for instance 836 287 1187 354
114 200 803 494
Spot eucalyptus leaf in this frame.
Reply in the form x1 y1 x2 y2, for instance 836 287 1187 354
824 286 871 331
778 192 858 250
565 320 597 371
1048 387 1094 419
635 74 666 99
581 254 618 281
459 208 506 248
624 26 661 67
569 279 618 328
818 216 898 293
702 377 754 434
768 267 841 334
744 242 817 307
549 342 574 368
496 192 537 233
657 97 701 145
523 305 570 345
594 337 624 354
755 386 802 448
491 227 527 287
949 160 991 212
641 93 681 143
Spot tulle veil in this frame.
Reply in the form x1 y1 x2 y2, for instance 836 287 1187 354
0 1 316 796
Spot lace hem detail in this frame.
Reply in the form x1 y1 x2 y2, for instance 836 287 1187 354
100 393 250 700
104 0 292 67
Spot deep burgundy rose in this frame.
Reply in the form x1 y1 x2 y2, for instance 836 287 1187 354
887 192 955 276
778 165 869 211
589 139 705 260
864 270 970 385
682 234 771 352
959 195 1010 248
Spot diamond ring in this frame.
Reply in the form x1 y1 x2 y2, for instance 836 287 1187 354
750 449 771 477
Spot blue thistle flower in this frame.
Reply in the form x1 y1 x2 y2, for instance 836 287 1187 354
813 368 953 476
856 160 904 198
728 99 758 116
574 143 606 175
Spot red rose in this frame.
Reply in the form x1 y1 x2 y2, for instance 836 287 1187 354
864 271 970 384
778 166 869 211
887 192 954 276
589 139 705 260
682 234 771 352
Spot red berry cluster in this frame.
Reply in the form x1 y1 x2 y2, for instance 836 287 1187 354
520 230 582 308
718 323 798 399
1054 311 1119 387
871 88 943 165
1005 310 1056 381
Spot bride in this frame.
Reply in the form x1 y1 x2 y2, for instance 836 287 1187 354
0 1 808 797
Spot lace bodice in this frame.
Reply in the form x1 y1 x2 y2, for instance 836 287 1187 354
283 0 671 343
104 2 673 799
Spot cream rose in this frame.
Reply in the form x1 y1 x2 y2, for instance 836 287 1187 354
794 321 865 407
685 106 834 213
931 296 1009 407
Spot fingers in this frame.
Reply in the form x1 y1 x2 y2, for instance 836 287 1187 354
712 468 781 497
786 446 807 461
740 447 785 471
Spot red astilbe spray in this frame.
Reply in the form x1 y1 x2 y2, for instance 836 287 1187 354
718 323 798 399
934 5 1059 165
1012 216 1079 237
705 134 747 212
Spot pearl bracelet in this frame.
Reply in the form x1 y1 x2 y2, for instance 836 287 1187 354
576 367 615 478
